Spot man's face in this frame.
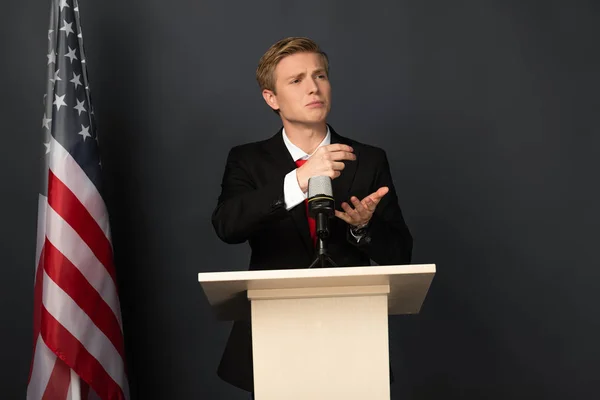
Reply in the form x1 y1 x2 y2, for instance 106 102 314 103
263 52 331 126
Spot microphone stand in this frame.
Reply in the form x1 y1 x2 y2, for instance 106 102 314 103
308 213 337 268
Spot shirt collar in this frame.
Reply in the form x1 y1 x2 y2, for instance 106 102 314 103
282 126 331 162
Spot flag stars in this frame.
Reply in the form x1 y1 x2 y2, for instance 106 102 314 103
60 20 74 37
50 69 62 84
74 99 87 115
71 72 82 88
59 0 70 12
54 94 67 111
65 47 78 63
42 114 52 129
48 30 54 41
78 124 91 141
44 141 51 154
47 51 56 65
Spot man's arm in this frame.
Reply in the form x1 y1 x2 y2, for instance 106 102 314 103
341 149 413 265
213 143 357 244
211 147 289 244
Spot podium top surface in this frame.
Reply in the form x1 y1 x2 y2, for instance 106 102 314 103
198 264 435 319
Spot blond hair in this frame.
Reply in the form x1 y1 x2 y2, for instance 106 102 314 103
256 37 329 93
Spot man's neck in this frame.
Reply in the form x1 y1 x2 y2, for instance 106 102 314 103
282 121 328 155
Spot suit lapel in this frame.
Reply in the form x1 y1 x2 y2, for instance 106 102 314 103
262 130 314 257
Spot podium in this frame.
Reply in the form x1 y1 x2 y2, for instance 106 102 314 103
198 264 435 400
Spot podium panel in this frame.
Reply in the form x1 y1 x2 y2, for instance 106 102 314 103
250 285 390 400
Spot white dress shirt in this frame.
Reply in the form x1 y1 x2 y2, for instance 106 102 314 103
282 127 331 210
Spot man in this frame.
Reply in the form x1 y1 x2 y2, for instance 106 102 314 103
212 37 413 393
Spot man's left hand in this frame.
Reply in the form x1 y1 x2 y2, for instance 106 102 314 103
335 187 389 227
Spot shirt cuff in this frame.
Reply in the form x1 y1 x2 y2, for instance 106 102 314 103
284 170 307 210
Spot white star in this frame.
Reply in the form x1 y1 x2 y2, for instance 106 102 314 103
47 51 56 64
65 46 78 63
70 72 82 88
54 94 67 111
44 142 51 154
78 32 82 39
59 0 70 11
74 6 79 12
78 124 91 141
50 69 62 83
74 99 87 115
48 29 54 40
42 114 52 129
60 20 74 37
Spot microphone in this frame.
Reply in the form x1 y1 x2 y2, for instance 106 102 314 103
306 176 337 268
307 176 335 238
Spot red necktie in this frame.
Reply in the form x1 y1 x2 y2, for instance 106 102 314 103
295 159 316 245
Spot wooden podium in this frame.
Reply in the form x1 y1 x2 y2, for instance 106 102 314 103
198 264 435 400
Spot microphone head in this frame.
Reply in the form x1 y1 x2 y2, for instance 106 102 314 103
308 176 333 198
308 176 334 219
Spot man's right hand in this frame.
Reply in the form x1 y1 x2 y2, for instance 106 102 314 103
296 144 356 192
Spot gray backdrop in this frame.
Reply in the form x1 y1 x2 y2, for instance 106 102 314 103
3 0 599 398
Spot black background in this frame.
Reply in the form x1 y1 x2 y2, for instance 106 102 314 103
2 0 599 398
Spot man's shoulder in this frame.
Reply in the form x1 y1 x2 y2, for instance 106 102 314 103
227 132 281 158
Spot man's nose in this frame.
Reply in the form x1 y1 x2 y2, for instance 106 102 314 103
307 78 319 94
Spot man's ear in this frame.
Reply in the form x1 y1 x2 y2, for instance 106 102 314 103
262 89 279 111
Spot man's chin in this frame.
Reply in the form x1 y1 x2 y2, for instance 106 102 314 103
305 111 329 123
283 114 328 126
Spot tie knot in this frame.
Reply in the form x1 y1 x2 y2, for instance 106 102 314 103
295 159 307 168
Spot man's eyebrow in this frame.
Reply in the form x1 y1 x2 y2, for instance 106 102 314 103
285 72 306 80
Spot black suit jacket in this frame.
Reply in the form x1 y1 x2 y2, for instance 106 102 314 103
211 125 412 392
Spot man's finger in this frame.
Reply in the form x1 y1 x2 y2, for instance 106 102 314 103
335 210 352 224
376 186 389 197
362 197 375 212
341 202 362 222
332 161 346 171
367 186 389 203
350 196 367 215
351 196 373 221
326 144 353 153
341 201 357 216
329 151 356 161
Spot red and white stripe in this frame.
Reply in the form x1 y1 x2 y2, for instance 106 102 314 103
27 137 129 400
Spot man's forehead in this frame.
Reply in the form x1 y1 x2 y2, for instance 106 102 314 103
276 54 325 76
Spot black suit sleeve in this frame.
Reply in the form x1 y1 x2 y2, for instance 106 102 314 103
212 147 289 244
347 149 413 265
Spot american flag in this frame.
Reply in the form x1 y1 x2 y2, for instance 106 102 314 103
27 1 129 399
